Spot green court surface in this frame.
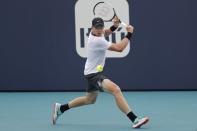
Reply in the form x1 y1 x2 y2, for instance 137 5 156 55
0 91 197 131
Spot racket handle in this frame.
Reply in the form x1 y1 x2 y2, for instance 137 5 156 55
121 21 127 27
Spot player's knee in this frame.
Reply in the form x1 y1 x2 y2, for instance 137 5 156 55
112 86 121 95
86 97 97 104
90 98 97 104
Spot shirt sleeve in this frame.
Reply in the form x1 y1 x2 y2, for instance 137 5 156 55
97 38 112 50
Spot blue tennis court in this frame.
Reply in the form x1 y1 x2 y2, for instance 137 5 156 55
0 91 196 131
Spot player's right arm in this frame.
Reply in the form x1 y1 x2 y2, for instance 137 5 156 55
108 25 134 52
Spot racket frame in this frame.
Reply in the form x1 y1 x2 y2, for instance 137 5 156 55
93 1 127 27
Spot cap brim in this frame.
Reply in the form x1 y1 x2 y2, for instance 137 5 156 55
94 23 104 29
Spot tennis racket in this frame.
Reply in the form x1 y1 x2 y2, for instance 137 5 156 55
93 1 127 27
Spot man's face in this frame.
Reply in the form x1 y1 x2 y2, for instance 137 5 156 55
92 26 104 36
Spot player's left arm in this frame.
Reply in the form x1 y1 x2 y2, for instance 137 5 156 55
104 17 120 37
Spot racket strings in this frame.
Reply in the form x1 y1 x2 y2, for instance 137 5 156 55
94 3 115 22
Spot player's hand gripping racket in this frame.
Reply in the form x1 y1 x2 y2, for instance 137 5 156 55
93 1 127 27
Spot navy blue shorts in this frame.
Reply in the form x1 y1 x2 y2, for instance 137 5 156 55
85 72 108 92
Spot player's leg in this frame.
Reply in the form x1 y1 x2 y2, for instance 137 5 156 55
101 79 133 114
101 79 149 128
67 91 98 108
52 91 98 125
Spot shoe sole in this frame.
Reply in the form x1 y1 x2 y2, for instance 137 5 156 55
133 117 149 128
52 103 56 125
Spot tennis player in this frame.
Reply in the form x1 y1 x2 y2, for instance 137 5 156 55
52 17 149 128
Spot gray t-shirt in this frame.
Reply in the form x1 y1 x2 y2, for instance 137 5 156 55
84 33 112 75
